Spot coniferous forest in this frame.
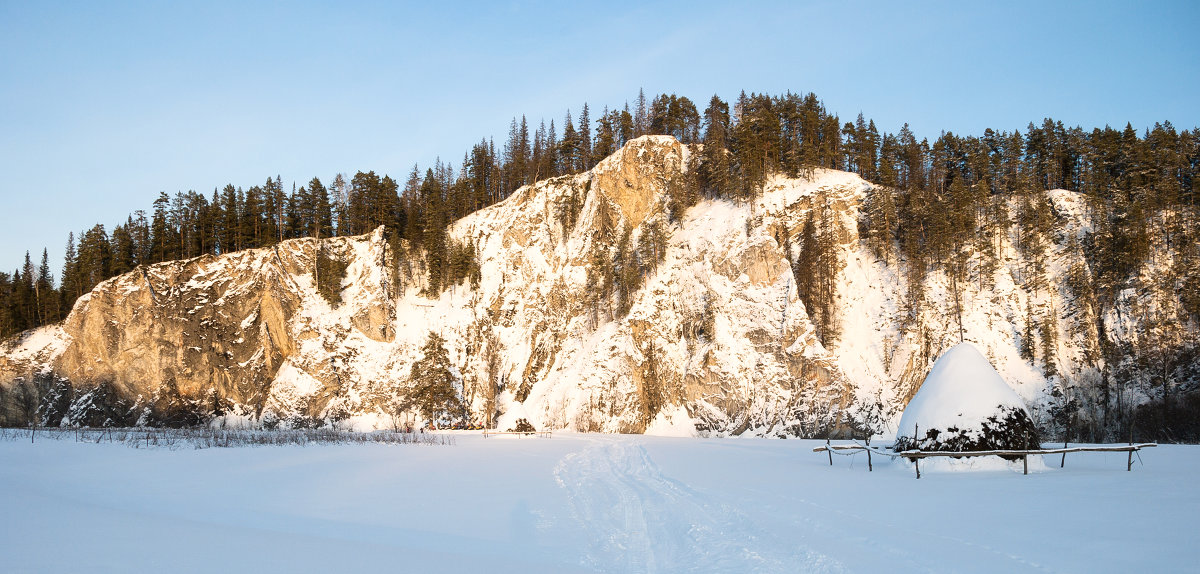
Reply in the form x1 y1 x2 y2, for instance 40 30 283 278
2 88 1198 376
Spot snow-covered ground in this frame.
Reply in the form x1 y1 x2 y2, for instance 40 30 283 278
2 434 1193 573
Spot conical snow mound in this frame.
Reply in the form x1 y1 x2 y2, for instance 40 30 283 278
894 343 1039 453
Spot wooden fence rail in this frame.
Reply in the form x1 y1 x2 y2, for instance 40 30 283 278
481 429 552 438
813 441 1158 479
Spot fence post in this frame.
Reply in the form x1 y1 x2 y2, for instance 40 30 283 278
1061 417 1071 468
1127 426 1134 471
826 437 832 466
915 456 920 479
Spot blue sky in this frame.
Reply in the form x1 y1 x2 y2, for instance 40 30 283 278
2 0 1198 277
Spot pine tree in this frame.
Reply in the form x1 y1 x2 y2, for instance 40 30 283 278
618 105 633 146
638 341 664 428
545 119 558 177
77 224 112 294
673 96 700 143
594 107 617 161
376 175 400 234
1020 302 1036 361
315 242 348 306
0 271 13 338
110 224 135 277
649 93 671 136
285 184 302 240
579 103 593 168
614 226 639 317
795 213 819 322
502 117 531 194
700 95 732 197
1041 315 1058 378
331 173 349 236
634 88 648 137
19 252 36 329
729 92 780 198
37 249 56 324
560 110 580 173
60 232 80 316
421 172 449 291
864 185 897 263
406 331 463 429
261 176 283 245
304 177 333 238
150 192 171 263
130 210 151 265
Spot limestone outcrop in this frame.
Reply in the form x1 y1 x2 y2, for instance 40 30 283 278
2 136 1193 436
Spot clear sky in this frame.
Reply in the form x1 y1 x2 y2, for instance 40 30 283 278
2 0 1197 278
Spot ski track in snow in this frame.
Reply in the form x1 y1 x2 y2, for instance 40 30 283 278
553 438 843 573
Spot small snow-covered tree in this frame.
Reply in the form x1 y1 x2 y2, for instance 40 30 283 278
895 343 1041 455
407 332 462 429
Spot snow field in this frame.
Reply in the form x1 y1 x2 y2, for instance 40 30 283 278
2 433 1194 573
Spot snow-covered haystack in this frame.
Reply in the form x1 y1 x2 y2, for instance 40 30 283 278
894 343 1040 454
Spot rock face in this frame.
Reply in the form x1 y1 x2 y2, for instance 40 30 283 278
0 229 395 426
1 135 1195 436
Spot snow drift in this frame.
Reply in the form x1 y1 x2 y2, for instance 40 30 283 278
894 343 1039 452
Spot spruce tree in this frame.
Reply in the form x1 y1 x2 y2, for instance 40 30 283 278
700 95 732 197
406 331 462 429
331 173 349 236
579 103 593 168
560 110 579 173
618 105 633 145
1041 316 1058 377
110 224 135 277
37 249 56 324
19 252 35 329
634 88 648 137
150 192 171 264
60 232 79 316
594 107 617 161
0 271 12 338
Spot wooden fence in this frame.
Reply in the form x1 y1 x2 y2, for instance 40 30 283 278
481 429 552 438
813 440 1158 479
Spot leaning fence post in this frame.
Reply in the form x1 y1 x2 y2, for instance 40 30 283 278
1023 430 1029 475
913 423 921 479
1127 426 1134 471
866 436 873 472
826 437 833 466
1061 432 1069 468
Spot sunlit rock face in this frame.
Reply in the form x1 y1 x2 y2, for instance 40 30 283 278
2 136 1191 436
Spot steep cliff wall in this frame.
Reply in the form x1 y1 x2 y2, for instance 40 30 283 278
2 136 1195 436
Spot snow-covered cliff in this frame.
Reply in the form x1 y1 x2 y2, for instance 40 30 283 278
1 136 1194 437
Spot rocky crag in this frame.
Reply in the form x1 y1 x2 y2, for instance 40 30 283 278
2 136 1196 437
